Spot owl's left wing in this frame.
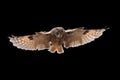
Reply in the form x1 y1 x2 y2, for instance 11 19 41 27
9 32 51 50
64 27 107 48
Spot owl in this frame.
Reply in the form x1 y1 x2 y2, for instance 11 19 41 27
9 27 108 54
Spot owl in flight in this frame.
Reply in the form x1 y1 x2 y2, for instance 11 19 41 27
9 27 108 54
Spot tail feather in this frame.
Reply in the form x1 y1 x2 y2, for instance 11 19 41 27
49 44 64 54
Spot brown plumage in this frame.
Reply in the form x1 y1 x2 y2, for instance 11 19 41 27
9 27 108 54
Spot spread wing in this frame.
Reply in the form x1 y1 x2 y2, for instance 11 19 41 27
64 28 106 48
9 32 51 50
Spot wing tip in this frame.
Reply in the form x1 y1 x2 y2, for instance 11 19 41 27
8 35 15 39
104 26 110 30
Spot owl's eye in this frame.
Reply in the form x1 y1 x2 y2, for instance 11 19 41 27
55 31 63 38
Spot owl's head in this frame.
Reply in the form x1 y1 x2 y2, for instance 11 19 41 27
50 27 65 38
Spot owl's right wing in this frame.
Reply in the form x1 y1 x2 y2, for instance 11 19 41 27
64 27 107 48
9 32 51 50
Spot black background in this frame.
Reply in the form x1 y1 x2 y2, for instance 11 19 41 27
1 2 114 74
